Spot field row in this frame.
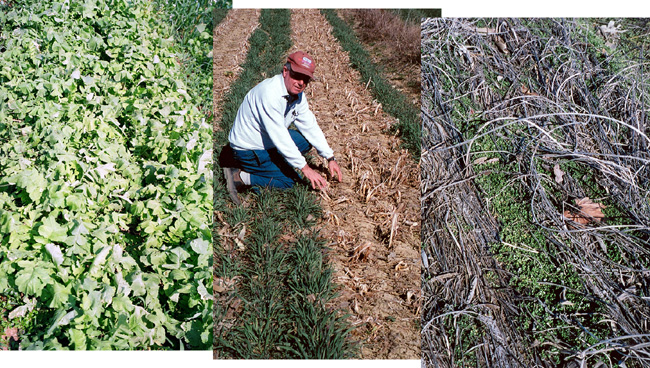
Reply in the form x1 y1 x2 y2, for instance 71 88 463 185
213 9 423 359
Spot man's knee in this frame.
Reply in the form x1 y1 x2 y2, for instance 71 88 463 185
255 174 296 190
276 177 296 189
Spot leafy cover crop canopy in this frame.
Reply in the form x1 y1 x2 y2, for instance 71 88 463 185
0 0 213 349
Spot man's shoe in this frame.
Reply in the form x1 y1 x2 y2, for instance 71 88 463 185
224 167 244 205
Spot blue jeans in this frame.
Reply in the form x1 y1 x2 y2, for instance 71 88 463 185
231 130 312 189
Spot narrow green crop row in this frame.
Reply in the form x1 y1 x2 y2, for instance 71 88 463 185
215 187 356 358
213 9 357 359
321 9 421 159
0 0 212 350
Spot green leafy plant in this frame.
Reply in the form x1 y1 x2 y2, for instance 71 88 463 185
0 0 212 350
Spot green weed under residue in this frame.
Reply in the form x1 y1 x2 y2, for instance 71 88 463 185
423 18 650 366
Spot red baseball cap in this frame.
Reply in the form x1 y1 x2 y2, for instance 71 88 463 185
287 51 316 78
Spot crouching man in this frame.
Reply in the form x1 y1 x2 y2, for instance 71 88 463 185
224 51 342 204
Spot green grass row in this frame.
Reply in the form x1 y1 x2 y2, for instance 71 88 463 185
213 9 357 359
321 9 421 159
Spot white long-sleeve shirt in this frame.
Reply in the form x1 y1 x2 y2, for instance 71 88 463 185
228 74 334 169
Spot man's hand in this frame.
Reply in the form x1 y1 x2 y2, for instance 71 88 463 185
328 160 343 182
301 164 328 191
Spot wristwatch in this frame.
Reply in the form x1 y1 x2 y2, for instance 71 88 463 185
327 156 336 162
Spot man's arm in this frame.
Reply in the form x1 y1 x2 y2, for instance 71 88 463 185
256 94 307 169
256 94 332 191
293 100 334 160
294 99 343 185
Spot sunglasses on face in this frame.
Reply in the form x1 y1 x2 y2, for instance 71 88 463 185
289 69 311 84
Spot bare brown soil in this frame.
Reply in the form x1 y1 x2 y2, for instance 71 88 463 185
0 327 18 350
212 9 260 131
338 9 421 107
289 9 421 359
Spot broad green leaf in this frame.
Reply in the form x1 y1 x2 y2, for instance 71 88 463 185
65 220 90 246
81 75 94 86
38 216 68 242
45 243 64 266
15 169 46 203
49 282 72 309
101 284 115 304
69 329 87 350
92 245 111 267
78 278 97 293
15 261 53 296
48 309 78 335
115 271 131 297
169 247 190 264
94 162 116 179
159 105 171 117
65 194 86 211
129 273 146 297
112 244 123 263
81 290 102 318
189 238 209 255
0 211 18 234
196 279 211 301
112 295 134 313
